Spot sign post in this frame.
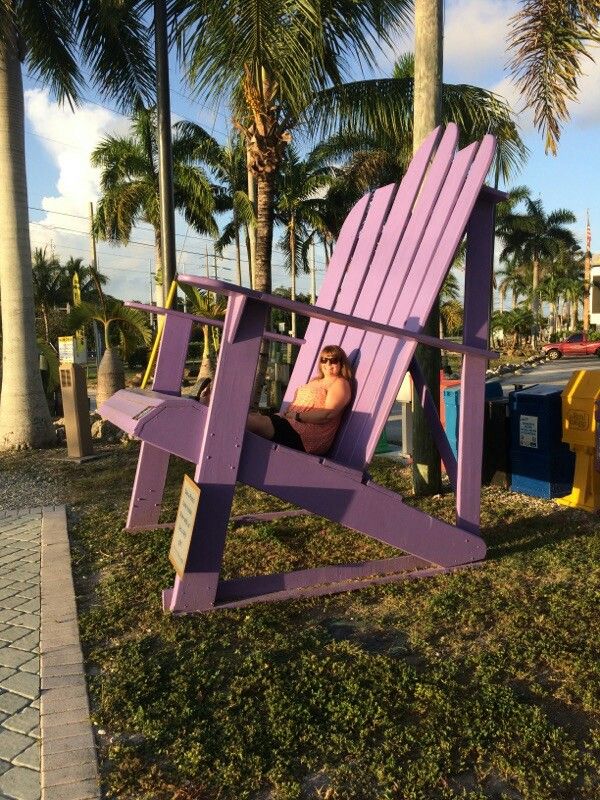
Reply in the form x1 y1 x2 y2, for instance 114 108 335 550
58 336 94 460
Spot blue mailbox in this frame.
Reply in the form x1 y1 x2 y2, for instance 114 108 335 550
509 385 575 498
443 381 503 459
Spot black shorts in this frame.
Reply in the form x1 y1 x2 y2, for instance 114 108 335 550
269 414 305 452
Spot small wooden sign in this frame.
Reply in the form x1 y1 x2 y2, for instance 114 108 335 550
169 475 201 578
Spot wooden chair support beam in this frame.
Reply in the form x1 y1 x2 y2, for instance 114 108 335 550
99 124 505 613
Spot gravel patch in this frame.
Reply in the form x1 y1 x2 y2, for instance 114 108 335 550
0 451 64 512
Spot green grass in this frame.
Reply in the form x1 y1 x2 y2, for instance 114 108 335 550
7 445 599 799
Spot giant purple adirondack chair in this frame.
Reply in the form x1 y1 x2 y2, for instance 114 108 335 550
99 124 504 614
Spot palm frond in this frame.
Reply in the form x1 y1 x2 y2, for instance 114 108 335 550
508 0 600 155
18 0 82 104
74 0 155 109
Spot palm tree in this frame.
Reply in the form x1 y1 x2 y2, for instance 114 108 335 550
440 300 463 338
31 247 68 343
495 256 529 312
0 0 153 449
63 257 108 303
66 294 151 408
172 0 413 407
172 0 413 297
498 189 577 345
92 106 219 306
176 125 254 287
309 53 527 189
275 146 333 336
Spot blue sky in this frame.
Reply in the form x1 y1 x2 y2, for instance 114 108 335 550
23 0 600 304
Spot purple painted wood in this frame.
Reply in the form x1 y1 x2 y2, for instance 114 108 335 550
177 277 496 361
126 442 170 529
344 137 497 466
283 127 445 401
166 296 268 612
203 562 484 611
153 315 194 393
126 301 306 347
236 432 486 566
456 193 498 532
98 124 503 614
216 554 429 602
100 390 205 461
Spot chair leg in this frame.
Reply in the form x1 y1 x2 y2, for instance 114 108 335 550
126 442 171 530
456 355 486 532
164 296 268 613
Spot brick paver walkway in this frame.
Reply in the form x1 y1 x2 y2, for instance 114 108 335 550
0 509 100 800
0 511 41 800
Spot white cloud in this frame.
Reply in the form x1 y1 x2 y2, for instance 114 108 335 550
444 0 518 85
491 75 536 136
25 89 153 300
569 54 600 126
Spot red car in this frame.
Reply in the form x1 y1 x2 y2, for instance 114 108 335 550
542 333 600 360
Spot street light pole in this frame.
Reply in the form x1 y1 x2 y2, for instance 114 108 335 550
154 0 177 300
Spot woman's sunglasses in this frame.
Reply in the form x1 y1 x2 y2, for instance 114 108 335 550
320 356 340 365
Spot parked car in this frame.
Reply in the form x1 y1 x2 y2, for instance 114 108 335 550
541 333 600 360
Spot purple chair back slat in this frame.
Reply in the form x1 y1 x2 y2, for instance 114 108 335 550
330 130 471 464
283 193 372 397
338 136 497 466
284 126 445 401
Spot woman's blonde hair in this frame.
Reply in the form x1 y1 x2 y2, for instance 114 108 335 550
317 344 352 381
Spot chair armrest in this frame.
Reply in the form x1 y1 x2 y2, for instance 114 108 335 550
125 301 306 347
178 275 498 361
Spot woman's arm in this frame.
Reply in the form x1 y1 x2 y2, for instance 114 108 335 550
286 379 351 424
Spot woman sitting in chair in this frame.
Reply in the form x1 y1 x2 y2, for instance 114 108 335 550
199 344 352 456
249 344 352 455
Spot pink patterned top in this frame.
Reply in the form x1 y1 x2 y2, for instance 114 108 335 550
287 380 346 455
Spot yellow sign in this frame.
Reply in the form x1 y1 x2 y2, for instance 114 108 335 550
58 335 87 365
169 475 201 578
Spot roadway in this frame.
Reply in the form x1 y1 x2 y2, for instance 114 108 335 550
492 355 600 393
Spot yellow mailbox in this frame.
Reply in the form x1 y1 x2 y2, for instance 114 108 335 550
556 369 600 511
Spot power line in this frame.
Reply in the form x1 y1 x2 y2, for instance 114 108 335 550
28 213 310 273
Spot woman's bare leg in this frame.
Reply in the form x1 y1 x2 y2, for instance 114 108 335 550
246 412 276 439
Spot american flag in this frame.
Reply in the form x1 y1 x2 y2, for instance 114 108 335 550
586 211 591 253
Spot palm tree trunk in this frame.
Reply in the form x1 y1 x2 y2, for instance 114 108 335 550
244 225 253 288
411 0 443 496
155 230 165 307
247 147 257 289
290 217 297 338
198 324 215 380
531 257 540 346
251 170 277 408
42 305 50 342
499 288 505 314
0 37 54 449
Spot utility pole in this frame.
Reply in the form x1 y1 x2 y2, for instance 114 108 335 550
154 0 177 296
584 210 591 334
89 202 102 364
